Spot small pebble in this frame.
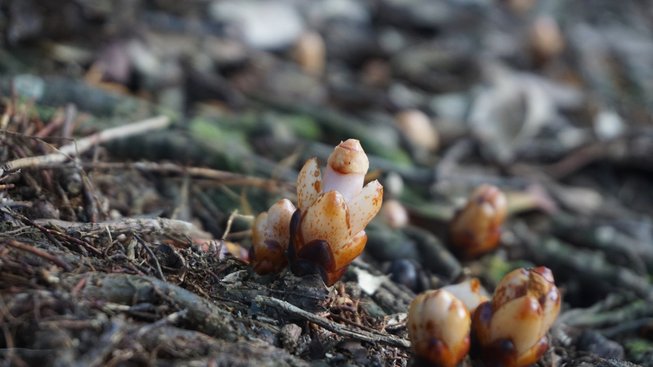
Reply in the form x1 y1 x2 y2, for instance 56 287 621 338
381 199 409 229
387 259 428 292
530 16 565 61
279 323 303 352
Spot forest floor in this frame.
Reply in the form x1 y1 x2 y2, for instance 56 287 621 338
1 0 653 366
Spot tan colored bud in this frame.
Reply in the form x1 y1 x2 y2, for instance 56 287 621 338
250 199 296 274
472 267 561 367
408 290 471 367
290 139 383 286
293 31 326 76
449 184 508 258
395 109 439 152
530 16 564 62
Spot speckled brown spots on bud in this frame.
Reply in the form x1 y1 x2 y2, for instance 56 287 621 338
472 267 561 367
289 139 382 285
408 290 471 367
450 185 508 259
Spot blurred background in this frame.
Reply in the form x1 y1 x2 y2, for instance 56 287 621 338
2 1 653 365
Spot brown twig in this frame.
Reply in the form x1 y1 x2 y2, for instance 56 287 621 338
134 235 166 281
4 240 72 271
543 133 653 179
544 141 607 179
255 295 410 349
81 161 291 192
1 115 171 172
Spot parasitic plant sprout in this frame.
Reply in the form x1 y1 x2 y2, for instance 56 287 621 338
288 139 383 286
407 289 471 367
450 184 508 259
472 267 561 367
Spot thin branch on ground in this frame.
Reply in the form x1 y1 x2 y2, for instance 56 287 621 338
1 115 171 172
5 211 102 255
3 240 72 271
134 235 166 281
255 295 410 349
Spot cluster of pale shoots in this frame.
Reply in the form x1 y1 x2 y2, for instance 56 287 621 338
408 267 561 367
250 139 383 286
248 139 560 367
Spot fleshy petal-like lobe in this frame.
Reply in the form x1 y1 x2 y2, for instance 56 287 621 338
514 337 549 367
265 199 296 244
423 291 469 349
332 231 367 270
538 283 561 333
490 296 544 356
348 180 383 236
297 158 322 212
300 191 351 250
493 268 530 309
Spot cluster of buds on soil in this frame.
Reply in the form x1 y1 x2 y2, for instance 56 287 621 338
250 139 383 286
449 184 508 258
408 267 560 367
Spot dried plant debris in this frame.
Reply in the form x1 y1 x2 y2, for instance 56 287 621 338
2 0 653 366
